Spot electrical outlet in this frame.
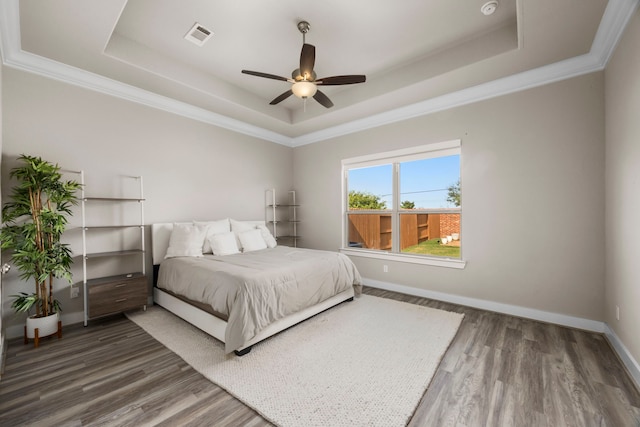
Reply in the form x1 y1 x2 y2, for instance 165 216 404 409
70 285 80 299
616 305 620 321
383 265 388 273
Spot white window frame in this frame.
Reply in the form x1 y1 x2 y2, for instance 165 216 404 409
340 140 466 269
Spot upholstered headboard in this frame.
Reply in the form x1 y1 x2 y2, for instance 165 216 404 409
151 222 181 265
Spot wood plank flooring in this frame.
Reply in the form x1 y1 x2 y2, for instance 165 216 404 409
1 287 639 426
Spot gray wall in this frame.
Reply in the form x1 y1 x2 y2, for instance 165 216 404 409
605 9 640 366
293 72 606 322
1 67 293 335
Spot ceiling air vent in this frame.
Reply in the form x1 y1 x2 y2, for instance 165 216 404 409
184 22 213 46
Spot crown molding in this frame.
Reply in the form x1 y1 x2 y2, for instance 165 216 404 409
292 52 604 146
1 0 637 148
291 0 639 146
592 0 640 66
12 49 294 145
0 1 293 147
0 0 19 59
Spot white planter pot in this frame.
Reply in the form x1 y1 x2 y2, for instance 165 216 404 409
26 312 59 339
452 233 460 241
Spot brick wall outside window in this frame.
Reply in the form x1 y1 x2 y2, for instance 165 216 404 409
440 213 460 238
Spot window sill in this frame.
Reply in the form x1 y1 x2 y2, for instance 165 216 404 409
340 248 466 269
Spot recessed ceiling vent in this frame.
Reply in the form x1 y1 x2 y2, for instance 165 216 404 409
184 22 213 46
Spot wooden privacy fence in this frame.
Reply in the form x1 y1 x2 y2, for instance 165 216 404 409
348 213 460 250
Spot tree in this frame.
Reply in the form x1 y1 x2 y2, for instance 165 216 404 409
1 155 80 317
447 180 461 207
400 200 415 209
348 191 387 209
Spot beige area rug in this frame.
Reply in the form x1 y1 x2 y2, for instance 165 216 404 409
127 294 464 427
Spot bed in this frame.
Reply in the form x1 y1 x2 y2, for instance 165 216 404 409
152 220 362 356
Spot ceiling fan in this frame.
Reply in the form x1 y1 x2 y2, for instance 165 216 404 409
241 21 366 109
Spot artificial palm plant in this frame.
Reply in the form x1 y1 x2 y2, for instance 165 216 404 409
0 154 80 317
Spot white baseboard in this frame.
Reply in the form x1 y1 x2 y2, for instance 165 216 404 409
604 324 640 390
364 277 640 390
364 278 606 332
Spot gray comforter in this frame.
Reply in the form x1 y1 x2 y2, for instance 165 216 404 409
157 246 362 353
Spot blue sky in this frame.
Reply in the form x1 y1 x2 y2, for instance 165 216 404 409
348 155 460 208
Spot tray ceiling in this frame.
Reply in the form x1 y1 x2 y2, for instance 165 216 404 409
1 0 637 145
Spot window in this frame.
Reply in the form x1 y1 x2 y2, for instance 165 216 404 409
342 141 462 266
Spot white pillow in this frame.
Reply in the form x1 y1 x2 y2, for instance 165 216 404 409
230 219 277 249
209 232 241 256
194 219 230 253
165 223 207 259
238 228 268 253
230 219 258 249
230 219 255 233
256 224 277 248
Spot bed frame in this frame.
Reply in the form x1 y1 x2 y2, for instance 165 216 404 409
151 222 355 356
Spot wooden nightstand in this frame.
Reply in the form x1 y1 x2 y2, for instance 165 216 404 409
88 273 147 318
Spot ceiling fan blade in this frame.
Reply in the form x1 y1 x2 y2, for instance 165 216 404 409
299 44 316 80
313 90 334 108
316 75 366 85
270 90 294 105
242 70 290 82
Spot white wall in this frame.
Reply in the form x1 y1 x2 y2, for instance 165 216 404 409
1 68 293 335
605 9 640 368
294 72 606 322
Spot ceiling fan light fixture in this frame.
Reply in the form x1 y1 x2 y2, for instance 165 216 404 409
292 80 317 98
242 20 365 108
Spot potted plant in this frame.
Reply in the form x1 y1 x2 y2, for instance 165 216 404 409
0 154 80 346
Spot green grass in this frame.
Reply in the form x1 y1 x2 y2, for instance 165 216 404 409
402 239 460 258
